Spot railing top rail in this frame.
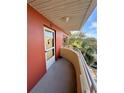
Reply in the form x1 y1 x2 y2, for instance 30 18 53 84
61 47 97 93
76 48 97 93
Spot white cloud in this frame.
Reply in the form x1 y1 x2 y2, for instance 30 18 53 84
85 30 97 38
85 21 97 38
90 21 97 29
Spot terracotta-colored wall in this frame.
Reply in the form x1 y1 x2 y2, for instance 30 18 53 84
27 5 65 92
55 30 63 59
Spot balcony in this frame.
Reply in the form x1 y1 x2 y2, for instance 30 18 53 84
30 48 97 93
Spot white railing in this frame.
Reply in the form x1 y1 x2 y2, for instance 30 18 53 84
76 49 97 93
60 47 97 93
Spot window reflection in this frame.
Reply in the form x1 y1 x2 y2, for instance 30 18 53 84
45 30 54 49
46 49 54 60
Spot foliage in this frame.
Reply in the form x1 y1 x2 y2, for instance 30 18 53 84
81 37 97 65
66 31 97 66
68 31 85 48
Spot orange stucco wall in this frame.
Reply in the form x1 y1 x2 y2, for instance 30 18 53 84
27 5 65 92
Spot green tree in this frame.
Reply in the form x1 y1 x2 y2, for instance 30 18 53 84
81 37 97 65
68 31 85 48
64 31 97 66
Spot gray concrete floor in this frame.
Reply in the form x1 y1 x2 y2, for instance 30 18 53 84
30 58 77 93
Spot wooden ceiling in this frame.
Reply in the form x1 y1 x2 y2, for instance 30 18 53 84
28 0 96 34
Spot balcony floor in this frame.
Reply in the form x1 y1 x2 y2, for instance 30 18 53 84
30 58 77 93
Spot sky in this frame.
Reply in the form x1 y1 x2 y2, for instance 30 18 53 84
81 7 97 38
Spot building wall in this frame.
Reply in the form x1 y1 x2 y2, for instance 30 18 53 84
27 5 65 92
